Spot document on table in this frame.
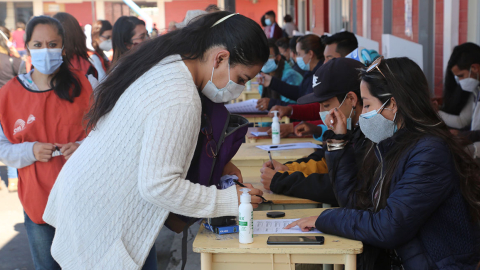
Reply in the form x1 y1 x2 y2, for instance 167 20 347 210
225 99 268 114
254 219 322 234
251 131 269 137
256 142 322 151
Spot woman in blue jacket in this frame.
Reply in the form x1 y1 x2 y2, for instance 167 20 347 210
286 57 480 269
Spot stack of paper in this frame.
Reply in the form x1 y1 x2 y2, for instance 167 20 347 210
225 99 268 114
253 219 322 234
251 131 269 137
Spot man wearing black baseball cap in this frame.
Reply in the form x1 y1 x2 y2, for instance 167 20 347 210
259 58 368 204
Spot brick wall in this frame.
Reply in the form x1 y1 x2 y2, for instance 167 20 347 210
459 0 468 44
370 0 382 52
356 0 362 36
236 0 278 26
62 2 93 26
310 0 325 35
104 2 130 25
434 0 444 96
391 0 419 42
164 0 216 26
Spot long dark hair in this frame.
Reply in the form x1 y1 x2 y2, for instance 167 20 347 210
91 20 112 69
111 16 145 64
25 16 82 102
442 43 480 115
53 12 90 64
297 34 325 62
86 11 269 130
356 57 480 221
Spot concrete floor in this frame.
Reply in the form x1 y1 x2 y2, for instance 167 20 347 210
0 172 200 270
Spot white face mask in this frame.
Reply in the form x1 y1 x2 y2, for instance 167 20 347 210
459 68 480 93
202 61 245 103
359 99 397 143
99 39 112 51
30 48 63 75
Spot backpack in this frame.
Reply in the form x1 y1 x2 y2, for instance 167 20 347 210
164 94 249 269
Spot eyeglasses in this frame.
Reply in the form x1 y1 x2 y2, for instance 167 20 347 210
201 114 218 158
366 56 386 78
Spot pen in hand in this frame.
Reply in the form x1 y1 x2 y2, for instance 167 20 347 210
233 180 268 203
268 151 274 169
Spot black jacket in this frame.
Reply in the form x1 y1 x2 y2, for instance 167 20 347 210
317 131 480 269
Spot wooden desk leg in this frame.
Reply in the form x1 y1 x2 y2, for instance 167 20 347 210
201 253 212 270
345 254 356 270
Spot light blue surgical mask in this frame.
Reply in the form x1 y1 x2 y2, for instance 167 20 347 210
360 99 389 119
319 111 328 123
296 56 310 71
320 95 354 130
265 18 272 26
261 59 278 73
30 47 63 75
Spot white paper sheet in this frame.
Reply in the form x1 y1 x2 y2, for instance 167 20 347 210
256 142 322 151
225 99 268 114
251 131 269 137
253 219 322 234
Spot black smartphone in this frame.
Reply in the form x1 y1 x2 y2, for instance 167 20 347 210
266 211 285 218
267 236 325 245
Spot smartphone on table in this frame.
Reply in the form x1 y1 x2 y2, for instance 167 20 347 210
267 236 325 245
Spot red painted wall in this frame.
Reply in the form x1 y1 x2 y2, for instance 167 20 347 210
370 0 382 52
434 0 444 96
356 0 363 36
164 0 216 26
459 0 468 44
310 0 326 35
64 2 94 26
236 0 278 26
391 0 419 42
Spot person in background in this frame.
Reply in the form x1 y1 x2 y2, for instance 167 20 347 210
91 20 113 72
282 15 297 38
256 39 303 110
43 11 266 269
53 12 103 83
205 4 220 12
0 25 26 192
322 31 358 63
11 20 27 57
275 37 290 62
260 58 364 205
151 23 159 38
0 16 94 270
112 16 148 64
287 57 480 269
288 36 305 75
167 21 177 32
258 34 324 109
264 10 282 40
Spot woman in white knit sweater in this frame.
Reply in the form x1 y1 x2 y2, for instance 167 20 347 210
43 12 269 270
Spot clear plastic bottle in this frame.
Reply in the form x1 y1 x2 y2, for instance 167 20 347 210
271 110 281 145
238 188 253 244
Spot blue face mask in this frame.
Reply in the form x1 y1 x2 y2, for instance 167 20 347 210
265 18 272 26
296 56 310 71
30 48 63 75
360 99 389 119
319 111 328 123
261 59 278 73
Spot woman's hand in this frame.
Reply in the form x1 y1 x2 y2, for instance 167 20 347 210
258 72 272 87
267 123 294 138
256 98 270 111
33 142 55 162
223 161 243 183
294 121 323 137
268 106 292 118
326 108 347 135
236 183 263 208
56 143 80 161
284 216 318 232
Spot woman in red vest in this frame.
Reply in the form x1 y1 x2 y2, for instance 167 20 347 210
0 16 93 270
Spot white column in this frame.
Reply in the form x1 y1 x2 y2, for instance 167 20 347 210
157 0 165 30
362 0 371 38
217 0 224 10
33 0 44 16
5 2 15 30
443 0 459 74
95 0 105 20
467 0 480 44
329 0 342 33
277 0 284 28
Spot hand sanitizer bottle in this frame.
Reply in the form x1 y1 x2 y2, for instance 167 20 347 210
271 111 281 145
239 188 253 244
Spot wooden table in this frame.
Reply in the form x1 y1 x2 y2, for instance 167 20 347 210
239 113 291 127
193 209 363 270
237 90 261 102
249 181 320 210
231 143 317 178
246 127 315 144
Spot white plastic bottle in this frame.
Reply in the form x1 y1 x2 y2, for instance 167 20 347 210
271 111 281 145
238 188 253 244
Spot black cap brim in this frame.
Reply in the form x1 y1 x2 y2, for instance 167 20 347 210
297 92 336 105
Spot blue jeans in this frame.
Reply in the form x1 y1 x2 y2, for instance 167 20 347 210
24 212 60 270
142 245 157 270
